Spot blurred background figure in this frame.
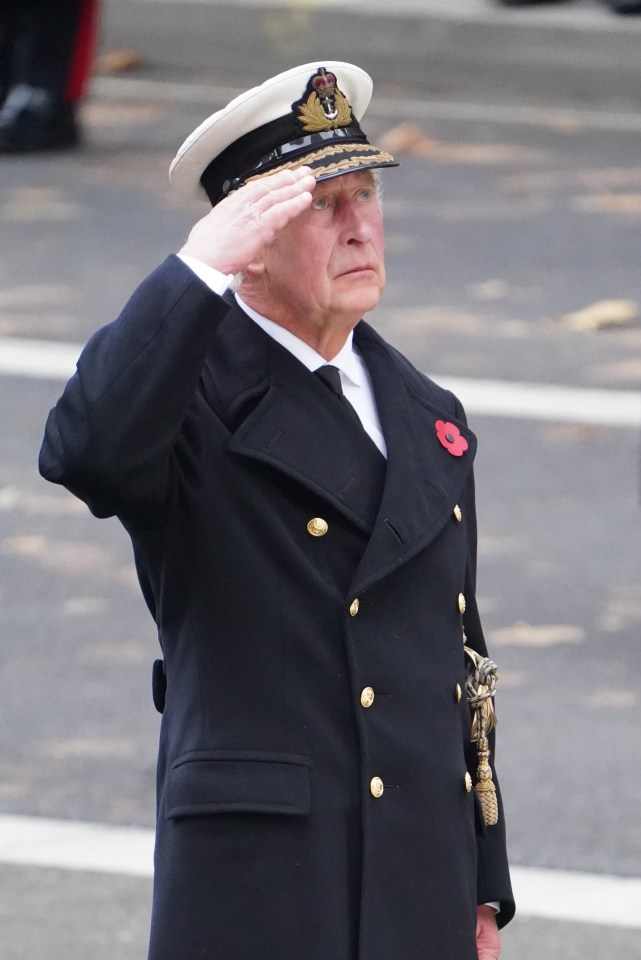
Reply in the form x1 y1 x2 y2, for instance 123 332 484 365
0 0 99 152
497 0 641 12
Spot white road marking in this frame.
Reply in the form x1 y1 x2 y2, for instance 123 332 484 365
2 336 639 428
0 337 80 381
0 814 153 878
0 814 639 928
92 75 641 135
372 97 641 136
439 375 641 428
512 865 641 929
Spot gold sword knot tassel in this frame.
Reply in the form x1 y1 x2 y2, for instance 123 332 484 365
474 735 499 827
463 647 499 826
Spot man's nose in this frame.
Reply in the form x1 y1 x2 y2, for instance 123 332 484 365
341 202 373 243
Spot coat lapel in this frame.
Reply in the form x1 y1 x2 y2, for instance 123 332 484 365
205 301 475 590
215 301 385 532
350 322 477 593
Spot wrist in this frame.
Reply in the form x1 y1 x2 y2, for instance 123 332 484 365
177 253 233 295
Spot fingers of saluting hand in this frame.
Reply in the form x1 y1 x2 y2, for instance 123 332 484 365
179 168 316 276
243 168 316 239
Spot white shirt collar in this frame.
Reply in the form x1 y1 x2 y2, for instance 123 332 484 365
234 293 387 457
235 293 364 388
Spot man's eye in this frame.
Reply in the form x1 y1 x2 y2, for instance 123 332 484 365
358 190 371 202
312 197 329 210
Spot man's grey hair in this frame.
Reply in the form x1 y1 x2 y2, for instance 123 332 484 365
372 168 384 205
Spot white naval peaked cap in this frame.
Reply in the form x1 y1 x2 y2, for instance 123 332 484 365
169 61 398 205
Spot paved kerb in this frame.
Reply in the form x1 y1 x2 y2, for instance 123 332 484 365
101 0 641 109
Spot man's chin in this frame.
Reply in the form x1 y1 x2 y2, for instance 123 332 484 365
336 280 383 315
352 289 383 317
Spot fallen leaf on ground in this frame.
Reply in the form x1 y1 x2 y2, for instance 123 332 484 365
559 299 637 331
574 192 641 214
95 48 144 73
489 622 585 647
378 123 540 164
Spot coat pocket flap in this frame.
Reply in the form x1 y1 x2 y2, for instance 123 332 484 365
166 750 313 819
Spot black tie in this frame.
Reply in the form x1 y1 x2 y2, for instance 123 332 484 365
315 364 366 432
315 364 344 397
315 364 385 460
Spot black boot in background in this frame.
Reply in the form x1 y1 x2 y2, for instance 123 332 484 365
0 83 78 152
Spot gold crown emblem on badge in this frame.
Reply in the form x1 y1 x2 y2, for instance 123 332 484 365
312 69 337 100
297 67 352 133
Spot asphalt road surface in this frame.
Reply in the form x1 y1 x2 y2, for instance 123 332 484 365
1 1 640 957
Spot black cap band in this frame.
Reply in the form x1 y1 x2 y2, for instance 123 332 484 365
200 111 367 204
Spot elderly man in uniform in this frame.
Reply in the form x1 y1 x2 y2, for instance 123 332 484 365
40 62 515 959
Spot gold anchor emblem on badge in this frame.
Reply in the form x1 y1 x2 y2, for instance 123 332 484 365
297 68 352 133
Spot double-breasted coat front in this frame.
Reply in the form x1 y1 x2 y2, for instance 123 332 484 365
40 256 514 960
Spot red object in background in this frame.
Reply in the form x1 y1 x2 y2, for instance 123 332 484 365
66 0 99 103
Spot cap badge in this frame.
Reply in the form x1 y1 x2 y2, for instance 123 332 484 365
296 68 352 133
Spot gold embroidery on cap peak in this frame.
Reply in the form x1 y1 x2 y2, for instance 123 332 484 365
297 68 352 132
244 143 396 186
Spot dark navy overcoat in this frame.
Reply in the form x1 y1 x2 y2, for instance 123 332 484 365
40 256 514 960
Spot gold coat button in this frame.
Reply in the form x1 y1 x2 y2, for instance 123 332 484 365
307 517 328 537
458 592 466 615
454 683 462 703
360 686 375 709
370 776 384 798
464 771 473 793
349 598 360 617
453 504 462 522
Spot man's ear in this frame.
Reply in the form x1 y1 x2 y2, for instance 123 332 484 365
236 256 267 301
244 253 266 277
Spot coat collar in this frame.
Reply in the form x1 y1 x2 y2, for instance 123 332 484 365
207 299 476 591
217 300 385 532
350 321 476 592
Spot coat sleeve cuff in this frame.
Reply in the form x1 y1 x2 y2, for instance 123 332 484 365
177 254 233 296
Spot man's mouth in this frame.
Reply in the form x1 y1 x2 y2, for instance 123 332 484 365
339 264 375 277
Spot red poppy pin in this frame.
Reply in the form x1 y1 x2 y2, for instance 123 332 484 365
435 420 468 457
